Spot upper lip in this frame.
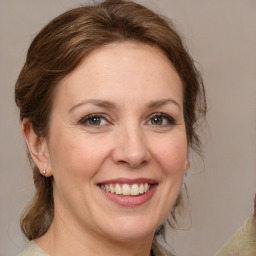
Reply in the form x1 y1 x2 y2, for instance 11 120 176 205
97 178 158 185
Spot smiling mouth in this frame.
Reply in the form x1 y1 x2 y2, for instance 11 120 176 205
99 183 152 196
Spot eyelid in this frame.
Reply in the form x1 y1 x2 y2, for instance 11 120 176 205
79 113 111 126
78 112 176 127
146 112 176 125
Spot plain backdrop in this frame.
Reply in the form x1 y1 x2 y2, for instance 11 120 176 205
0 0 255 255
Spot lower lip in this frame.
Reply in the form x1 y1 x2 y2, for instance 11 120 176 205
100 185 157 207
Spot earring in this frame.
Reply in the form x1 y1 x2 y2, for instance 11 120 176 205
42 169 46 176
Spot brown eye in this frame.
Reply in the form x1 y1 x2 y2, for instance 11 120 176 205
151 116 163 125
147 113 176 126
89 116 102 125
80 114 108 126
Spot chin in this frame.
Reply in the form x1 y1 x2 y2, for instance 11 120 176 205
101 215 158 242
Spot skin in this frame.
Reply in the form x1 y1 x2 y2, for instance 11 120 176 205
23 42 189 256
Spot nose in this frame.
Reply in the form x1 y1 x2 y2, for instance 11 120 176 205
111 125 151 168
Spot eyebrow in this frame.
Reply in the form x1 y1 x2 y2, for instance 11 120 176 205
68 98 181 114
146 98 181 110
68 99 116 114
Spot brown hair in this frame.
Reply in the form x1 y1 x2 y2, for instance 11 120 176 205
15 0 206 240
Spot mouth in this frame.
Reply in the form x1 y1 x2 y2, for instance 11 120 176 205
97 178 157 207
99 183 152 196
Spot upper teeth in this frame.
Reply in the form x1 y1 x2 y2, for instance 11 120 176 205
101 183 150 196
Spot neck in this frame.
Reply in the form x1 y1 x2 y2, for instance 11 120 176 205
35 216 154 256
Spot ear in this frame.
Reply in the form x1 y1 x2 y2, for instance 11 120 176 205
22 119 52 177
184 159 190 172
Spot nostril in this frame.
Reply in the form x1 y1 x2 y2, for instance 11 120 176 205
117 159 147 168
117 160 129 165
111 133 151 168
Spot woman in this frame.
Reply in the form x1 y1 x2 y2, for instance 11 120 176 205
15 0 206 255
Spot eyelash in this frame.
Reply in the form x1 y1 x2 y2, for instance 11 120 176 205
146 113 176 126
79 113 176 127
79 114 109 126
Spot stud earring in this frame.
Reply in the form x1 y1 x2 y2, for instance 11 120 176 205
42 169 46 176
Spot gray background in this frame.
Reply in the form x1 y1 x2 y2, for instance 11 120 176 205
0 0 255 255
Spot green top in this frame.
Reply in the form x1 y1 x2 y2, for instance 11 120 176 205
19 241 47 256
216 215 256 256
152 239 175 256
19 239 174 256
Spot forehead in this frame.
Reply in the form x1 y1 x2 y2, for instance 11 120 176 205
53 42 183 110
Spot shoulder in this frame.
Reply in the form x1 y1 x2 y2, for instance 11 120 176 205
19 241 48 256
19 239 174 256
216 215 256 256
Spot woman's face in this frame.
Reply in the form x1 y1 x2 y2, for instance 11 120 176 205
45 42 189 242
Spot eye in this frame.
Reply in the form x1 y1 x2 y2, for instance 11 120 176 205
79 114 109 126
147 113 176 126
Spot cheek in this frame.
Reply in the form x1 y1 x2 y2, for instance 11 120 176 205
49 132 110 181
150 133 188 176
